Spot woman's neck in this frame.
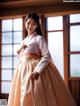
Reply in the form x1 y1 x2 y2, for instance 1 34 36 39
28 31 37 36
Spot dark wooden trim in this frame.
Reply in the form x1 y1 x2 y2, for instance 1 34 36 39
0 94 8 99
69 80 80 105
0 0 61 9
22 16 27 39
67 51 80 54
40 15 46 38
70 23 80 26
44 17 47 42
0 3 80 19
69 77 80 80
0 19 2 93
63 15 70 87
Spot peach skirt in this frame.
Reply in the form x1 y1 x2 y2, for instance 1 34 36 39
8 55 77 106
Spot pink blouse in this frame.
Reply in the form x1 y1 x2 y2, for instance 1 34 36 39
18 33 51 74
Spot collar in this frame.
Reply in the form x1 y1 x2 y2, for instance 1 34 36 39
27 31 37 39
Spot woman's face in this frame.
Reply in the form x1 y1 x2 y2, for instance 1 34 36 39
25 18 37 35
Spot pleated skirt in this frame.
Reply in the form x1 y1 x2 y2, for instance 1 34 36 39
8 55 77 106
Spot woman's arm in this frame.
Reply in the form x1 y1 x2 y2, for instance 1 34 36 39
34 36 51 74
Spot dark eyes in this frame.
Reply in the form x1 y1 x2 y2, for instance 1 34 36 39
27 21 36 26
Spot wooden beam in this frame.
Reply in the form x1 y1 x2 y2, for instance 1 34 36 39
0 3 80 19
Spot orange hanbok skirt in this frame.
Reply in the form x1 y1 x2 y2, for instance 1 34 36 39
8 54 77 106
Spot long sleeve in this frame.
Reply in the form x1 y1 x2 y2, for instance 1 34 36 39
34 36 51 74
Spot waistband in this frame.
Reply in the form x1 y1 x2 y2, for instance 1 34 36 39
20 53 41 61
26 54 41 60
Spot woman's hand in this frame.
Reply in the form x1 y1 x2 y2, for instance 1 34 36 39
30 72 39 80
17 49 21 54
17 44 27 54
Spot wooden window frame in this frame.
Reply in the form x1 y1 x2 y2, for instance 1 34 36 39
0 17 24 99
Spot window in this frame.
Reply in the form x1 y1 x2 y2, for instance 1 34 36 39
46 13 80 79
69 14 80 77
46 16 64 78
1 18 23 94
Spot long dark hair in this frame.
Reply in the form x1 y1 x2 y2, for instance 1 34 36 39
25 13 42 36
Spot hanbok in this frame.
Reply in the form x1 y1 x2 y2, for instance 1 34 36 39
8 33 77 106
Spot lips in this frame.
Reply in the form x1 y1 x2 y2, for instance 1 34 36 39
29 28 33 31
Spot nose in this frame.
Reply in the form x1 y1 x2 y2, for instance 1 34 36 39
29 24 33 28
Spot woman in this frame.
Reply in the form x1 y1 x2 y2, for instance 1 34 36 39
8 13 77 106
